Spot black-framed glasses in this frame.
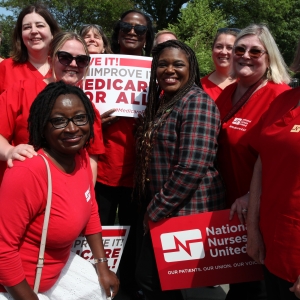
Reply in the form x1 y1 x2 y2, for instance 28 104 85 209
79 24 103 35
49 114 89 129
234 46 268 59
217 28 241 34
56 51 90 68
119 21 147 36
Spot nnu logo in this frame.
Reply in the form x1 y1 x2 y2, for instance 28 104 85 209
160 229 205 262
290 125 300 133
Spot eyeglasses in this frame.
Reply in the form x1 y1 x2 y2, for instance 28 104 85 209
234 46 268 59
119 21 147 36
79 24 102 35
56 51 90 68
49 114 88 129
217 28 241 34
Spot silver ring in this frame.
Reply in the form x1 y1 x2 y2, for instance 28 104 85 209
242 208 248 213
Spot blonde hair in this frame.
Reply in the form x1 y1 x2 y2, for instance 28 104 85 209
231 24 290 84
153 30 178 48
49 32 90 81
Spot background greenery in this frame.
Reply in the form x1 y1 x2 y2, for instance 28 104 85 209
1 0 299 76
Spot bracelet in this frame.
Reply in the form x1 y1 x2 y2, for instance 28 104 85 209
94 257 108 264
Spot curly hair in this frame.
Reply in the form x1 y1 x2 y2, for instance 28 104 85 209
111 9 154 56
11 3 60 63
28 81 95 151
133 40 201 202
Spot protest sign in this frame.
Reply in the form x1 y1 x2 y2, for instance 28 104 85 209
149 210 263 290
80 54 152 117
71 226 130 272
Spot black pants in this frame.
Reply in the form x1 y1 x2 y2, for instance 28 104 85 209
263 266 298 300
95 182 139 296
135 212 184 300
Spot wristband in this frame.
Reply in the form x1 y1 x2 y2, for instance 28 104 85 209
94 257 108 263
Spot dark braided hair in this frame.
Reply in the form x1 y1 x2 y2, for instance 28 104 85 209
133 40 202 202
111 9 154 56
28 81 95 151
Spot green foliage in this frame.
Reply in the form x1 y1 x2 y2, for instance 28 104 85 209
208 0 300 66
134 0 187 30
168 0 226 76
0 15 14 58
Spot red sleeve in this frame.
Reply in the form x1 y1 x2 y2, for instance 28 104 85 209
86 102 105 155
0 160 47 287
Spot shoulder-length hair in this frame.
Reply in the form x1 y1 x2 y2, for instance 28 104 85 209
79 24 113 54
11 3 60 63
111 9 154 56
230 24 290 84
290 37 300 73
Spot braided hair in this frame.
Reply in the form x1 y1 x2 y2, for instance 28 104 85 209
28 81 95 151
133 40 201 202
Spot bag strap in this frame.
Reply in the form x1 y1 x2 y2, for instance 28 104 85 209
222 77 266 124
33 154 52 294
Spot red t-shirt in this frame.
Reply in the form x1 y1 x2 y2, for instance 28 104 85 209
0 58 51 94
201 73 223 101
97 117 136 187
251 87 300 282
0 79 104 184
216 81 290 206
0 149 101 292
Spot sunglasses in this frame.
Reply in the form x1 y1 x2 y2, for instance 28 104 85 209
119 21 147 36
56 51 90 68
49 114 88 129
234 46 268 59
218 28 241 34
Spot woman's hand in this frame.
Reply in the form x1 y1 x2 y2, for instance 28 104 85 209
246 226 265 264
101 109 119 130
229 192 249 224
6 144 37 167
98 268 120 299
290 275 300 298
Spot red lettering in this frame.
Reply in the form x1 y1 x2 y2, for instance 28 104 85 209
111 248 121 258
95 57 102 65
81 249 92 260
124 80 136 91
137 81 148 92
105 249 112 257
142 93 147 105
131 93 139 105
95 79 105 89
84 79 94 90
113 79 123 90
95 91 106 103
116 92 128 104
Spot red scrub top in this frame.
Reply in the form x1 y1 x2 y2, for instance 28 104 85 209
216 81 290 206
201 73 223 101
251 87 300 283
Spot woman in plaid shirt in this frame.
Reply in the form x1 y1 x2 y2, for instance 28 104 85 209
134 40 225 300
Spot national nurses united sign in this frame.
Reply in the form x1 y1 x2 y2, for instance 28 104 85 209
149 210 263 290
80 54 152 117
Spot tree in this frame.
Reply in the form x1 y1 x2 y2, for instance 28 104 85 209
134 0 188 30
0 15 15 57
168 0 226 76
208 0 300 66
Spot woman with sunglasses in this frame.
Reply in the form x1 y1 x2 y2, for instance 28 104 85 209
201 28 240 101
215 24 290 300
0 31 104 185
79 24 113 54
93 9 154 300
0 81 119 300
0 3 60 94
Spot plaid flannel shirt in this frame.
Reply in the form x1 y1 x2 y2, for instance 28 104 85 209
146 84 225 221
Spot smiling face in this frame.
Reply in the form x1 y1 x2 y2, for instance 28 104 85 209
83 28 104 54
44 93 90 159
212 33 236 71
156 47 190 99
233 35 269 83
22 12 53 56
118 12 147 56
52 39 87 85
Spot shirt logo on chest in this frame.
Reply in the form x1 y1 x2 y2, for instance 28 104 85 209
290 125 300 132
85 188 91 202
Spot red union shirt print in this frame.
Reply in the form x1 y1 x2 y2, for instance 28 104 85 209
149 209 263 290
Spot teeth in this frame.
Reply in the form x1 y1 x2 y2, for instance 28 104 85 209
165 78 176 83
66 71 76 75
